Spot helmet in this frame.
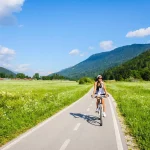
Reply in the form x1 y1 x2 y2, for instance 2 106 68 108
97 75 102 79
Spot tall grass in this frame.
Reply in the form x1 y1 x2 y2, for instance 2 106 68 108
0 80 92 146
106 81 150 150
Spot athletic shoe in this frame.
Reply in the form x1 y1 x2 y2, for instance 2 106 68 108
95 108 99 112
103 112 106 117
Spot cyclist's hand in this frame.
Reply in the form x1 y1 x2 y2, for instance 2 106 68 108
106 93 109 97
91 94 94 98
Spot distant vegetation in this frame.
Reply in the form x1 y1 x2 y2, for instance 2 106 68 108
57 44 150 79
103 49 150 81
42 74 71 80
79 77 94 84
106 81 150 150
0 67 70 81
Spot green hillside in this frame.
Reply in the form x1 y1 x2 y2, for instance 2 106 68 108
0 67 16 77
57 44 150 79
103 49 150 81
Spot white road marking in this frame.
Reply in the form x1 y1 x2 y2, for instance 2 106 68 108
74 123 81 131
59 139 70 150
1 89 92 150
108 97 124 150
87 108 90 111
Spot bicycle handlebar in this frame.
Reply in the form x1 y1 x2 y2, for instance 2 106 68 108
91 94 109 99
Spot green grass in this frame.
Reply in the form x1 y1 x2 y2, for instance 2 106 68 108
106 81 150 150
0 80 92 146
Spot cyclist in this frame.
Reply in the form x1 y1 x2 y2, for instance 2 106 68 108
92 75 108 117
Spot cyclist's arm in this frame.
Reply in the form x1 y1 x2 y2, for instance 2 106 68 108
92 82 97 96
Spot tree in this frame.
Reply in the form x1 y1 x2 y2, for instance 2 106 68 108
33 73 40 80
141 68 150 81
0 73 6 78
16 73 26 79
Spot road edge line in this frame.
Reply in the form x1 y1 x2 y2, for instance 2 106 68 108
108 97 124 150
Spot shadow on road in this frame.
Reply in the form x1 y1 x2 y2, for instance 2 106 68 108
70 113 101 126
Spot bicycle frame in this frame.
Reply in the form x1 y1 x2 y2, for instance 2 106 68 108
97 97 103 126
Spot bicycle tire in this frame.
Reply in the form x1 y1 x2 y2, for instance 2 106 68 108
100 105 103 126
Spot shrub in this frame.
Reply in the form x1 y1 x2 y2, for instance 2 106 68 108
79 77 93 84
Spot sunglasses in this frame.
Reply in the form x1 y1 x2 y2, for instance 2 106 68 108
98 77 102 79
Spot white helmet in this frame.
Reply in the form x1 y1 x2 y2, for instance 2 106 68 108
97 75 102 79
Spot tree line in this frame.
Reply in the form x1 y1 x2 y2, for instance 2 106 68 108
0 72 71 80
102 50 150 81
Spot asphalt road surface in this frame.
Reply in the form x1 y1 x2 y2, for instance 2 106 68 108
1 88 128 150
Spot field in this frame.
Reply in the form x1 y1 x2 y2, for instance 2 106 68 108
0 80 92 146
106 81 150 150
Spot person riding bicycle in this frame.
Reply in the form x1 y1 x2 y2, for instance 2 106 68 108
92 75 108 117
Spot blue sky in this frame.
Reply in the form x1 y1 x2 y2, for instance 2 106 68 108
0 0 150 76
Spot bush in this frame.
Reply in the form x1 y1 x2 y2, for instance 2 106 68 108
79 77 93 84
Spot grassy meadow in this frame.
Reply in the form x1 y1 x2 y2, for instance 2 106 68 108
0 80 92 146
106 81 150 150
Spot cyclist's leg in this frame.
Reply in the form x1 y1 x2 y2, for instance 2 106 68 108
96 97 100 109
101 98 106 112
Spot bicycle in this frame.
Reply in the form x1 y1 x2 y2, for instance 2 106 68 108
91 94 109 126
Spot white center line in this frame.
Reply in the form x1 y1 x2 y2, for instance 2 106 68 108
74 123 81 131
59 139 71 150
87 108 90 112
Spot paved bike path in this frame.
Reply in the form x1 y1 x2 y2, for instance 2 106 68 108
1 88 128 150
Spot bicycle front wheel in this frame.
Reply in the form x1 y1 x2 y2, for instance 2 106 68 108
99 106 103 126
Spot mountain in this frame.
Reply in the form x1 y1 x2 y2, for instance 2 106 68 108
0 67 16 76
56 44 150 79
102 49 150 81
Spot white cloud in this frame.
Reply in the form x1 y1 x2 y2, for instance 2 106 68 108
126 27 150 38
69 49 80 55
47 71 53 75
0 45 15 67
100 41 115 51
2 63 12 68
15 64 30 72
80 53 84 57
0 0 25 26
88 46 94 50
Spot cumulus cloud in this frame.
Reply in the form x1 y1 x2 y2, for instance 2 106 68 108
100 41 115 51
80 53 84 57
0 45 32 74
0 0 25 26
88 46 94 50
0 45 15 67
69 49 80 55
126 27 150 38
15 64 30 72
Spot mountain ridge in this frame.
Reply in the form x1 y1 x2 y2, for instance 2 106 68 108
56 44 150 79
0 67 16 76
